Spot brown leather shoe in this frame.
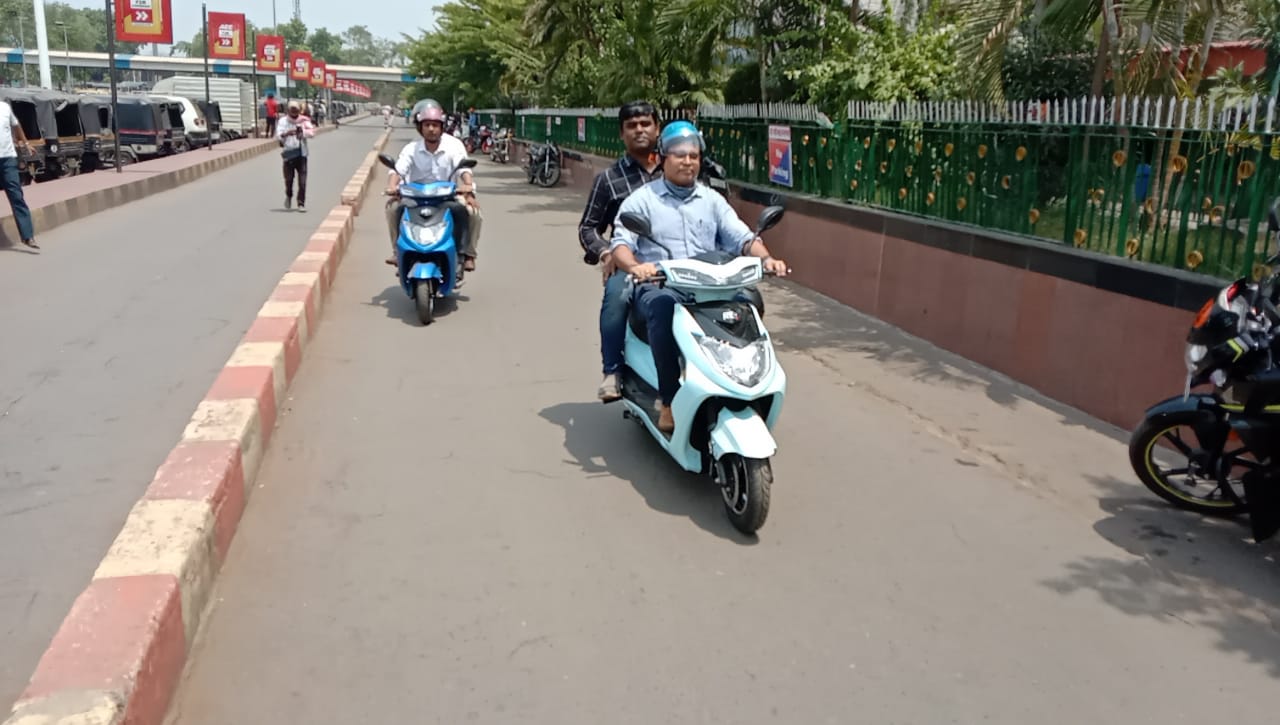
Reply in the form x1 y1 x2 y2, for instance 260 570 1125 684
385 257 396 266
657 403 675 433
463 256 477 271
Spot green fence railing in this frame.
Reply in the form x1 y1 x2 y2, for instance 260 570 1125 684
513 99 1280 281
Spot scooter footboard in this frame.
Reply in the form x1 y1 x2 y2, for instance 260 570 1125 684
709 407 777 460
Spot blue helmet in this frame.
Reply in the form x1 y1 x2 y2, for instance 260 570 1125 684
658 120 705 155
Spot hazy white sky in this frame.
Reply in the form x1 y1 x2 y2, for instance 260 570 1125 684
62 0 442 47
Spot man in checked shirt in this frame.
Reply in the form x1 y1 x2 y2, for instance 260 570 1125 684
578 101 662 402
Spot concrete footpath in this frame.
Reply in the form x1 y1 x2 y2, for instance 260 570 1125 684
0 116 389 723
0 113 368 246
162 157 1280 722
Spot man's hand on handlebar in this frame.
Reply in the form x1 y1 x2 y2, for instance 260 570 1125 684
763 257 789 277
630 262 661 282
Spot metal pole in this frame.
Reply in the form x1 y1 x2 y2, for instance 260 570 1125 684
32 0 52 89
18 15 28 86
202 3 212 151
61 26 71 91
105 0 121 173
250 30 260 137
272 0 278 30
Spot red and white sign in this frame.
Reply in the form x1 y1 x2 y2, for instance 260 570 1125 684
256 34 285 72
309 61 326 87
288 50 311 82
324 70 337 90
207 11 246 59
115 0 174 44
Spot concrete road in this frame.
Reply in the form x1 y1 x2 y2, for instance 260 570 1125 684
168 141 1280 724
0 116 386 708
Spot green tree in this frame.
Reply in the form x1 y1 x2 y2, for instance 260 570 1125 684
307 28 345 65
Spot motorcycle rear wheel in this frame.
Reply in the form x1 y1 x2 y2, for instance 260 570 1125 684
1129 413 1248 516
536 161 561 188
717 454 772 534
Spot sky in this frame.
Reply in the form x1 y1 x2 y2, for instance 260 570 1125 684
61 0 442 48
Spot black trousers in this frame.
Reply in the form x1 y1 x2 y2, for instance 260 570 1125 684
283 156 307 205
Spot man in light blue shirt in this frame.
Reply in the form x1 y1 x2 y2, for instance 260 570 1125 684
610 120 788 432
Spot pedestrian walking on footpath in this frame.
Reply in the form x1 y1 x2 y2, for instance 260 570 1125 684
0 98 37 249
264 92 279 137
275 101 315 212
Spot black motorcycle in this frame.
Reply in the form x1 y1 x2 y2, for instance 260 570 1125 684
524 137 562 187
1129 198 1280 542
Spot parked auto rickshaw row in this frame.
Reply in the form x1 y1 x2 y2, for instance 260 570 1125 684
0 88 228 185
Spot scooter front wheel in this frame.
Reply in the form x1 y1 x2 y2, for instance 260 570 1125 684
413 279 437 325
717 454 772 534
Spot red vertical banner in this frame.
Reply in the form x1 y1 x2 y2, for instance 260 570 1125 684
256 34 285 72
309 61 327 87
207 12 247 59
115 0 174 44
324 70 336 90
288 51 311 82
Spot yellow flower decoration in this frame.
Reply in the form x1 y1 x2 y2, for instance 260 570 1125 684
898 187 908 200
1001 175 1011 190
887 138 897 151
1125 238 1140 257
850 179 859 191
1015 146 1028 162
1171 155 1187 173
1028 208 1040 224
1112 150 1127 167
944 143 954 157
956 197 968 211
1187 250 1204 269
926 192 936 205
977 144 988 159
1238 160 1256 181
966 171 976 186
1073 229 1088 247
879 161 888 174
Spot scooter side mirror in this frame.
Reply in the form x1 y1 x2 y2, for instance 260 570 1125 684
458 158 478 170
1269 198 1280 233
755 205 785 235
705 158 727 180
377 153 396 169
619 212 652 238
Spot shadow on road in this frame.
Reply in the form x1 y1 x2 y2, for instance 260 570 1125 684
367 284 466 327
1042 473 1280 679
538 400 759 545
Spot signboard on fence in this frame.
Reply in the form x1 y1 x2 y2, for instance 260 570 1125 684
768 124 793 187
577 117 586 142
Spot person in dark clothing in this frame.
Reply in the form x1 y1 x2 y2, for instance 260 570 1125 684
577 100 661 402
264 92 279 137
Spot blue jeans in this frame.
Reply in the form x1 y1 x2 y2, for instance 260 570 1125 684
1 157 34 242
600 270 630 375
633 283 691 404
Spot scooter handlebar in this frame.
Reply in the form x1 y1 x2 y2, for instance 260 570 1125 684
629 268 792 284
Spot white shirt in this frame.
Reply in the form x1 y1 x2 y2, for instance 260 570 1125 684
0 102 18 159
392 134 475 191
274 114 315 158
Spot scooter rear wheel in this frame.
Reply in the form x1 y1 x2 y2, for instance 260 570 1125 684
717 454 772 534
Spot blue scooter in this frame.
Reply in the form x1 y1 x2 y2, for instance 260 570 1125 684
377 153 477 325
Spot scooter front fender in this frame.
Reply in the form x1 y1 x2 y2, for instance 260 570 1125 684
408 261 443 281
709 407 777 460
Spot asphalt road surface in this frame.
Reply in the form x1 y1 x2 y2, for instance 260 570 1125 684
0 115 387 709
167 135 1280 724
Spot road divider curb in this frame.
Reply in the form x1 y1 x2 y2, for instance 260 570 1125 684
1 113 371 245
1 124 393 725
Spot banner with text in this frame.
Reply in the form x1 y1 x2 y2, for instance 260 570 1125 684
256 34 285 72
324 70 337 90
288 50 311 82
207 11 246 59
309 61 327 87
115 0 174 44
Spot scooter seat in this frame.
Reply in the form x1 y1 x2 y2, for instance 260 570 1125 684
628 305 650 344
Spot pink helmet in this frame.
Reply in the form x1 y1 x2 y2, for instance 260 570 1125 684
412 99 445 125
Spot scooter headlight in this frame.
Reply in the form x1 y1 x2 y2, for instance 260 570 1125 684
408 222 446 245
695 335 770 388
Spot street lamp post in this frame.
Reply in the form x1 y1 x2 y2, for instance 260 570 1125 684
55 21 70 91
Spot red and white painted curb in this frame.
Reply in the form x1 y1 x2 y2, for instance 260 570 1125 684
2 128 393 725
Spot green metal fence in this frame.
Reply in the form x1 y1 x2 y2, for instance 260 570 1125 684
514 99 1280 281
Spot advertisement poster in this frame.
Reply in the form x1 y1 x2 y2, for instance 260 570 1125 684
288 50 311 82
324 70 337 89
768 124 793 187
256 34 285 71
115 0 174 44
207 12 246 59
577 117 585 142
310 61 326 87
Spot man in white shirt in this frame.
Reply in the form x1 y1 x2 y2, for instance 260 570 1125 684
0 99 37 248
384 98 482 272
274 101 316 211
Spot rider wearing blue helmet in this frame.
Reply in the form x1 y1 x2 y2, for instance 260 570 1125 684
609 119 788 433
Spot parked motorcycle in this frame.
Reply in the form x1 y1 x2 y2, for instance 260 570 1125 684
489 128 511 164
524 137 562 187
1128 198 1280 542
614 204 790 534
376 153 478 325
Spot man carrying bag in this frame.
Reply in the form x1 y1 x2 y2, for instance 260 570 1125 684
275 101 315 211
